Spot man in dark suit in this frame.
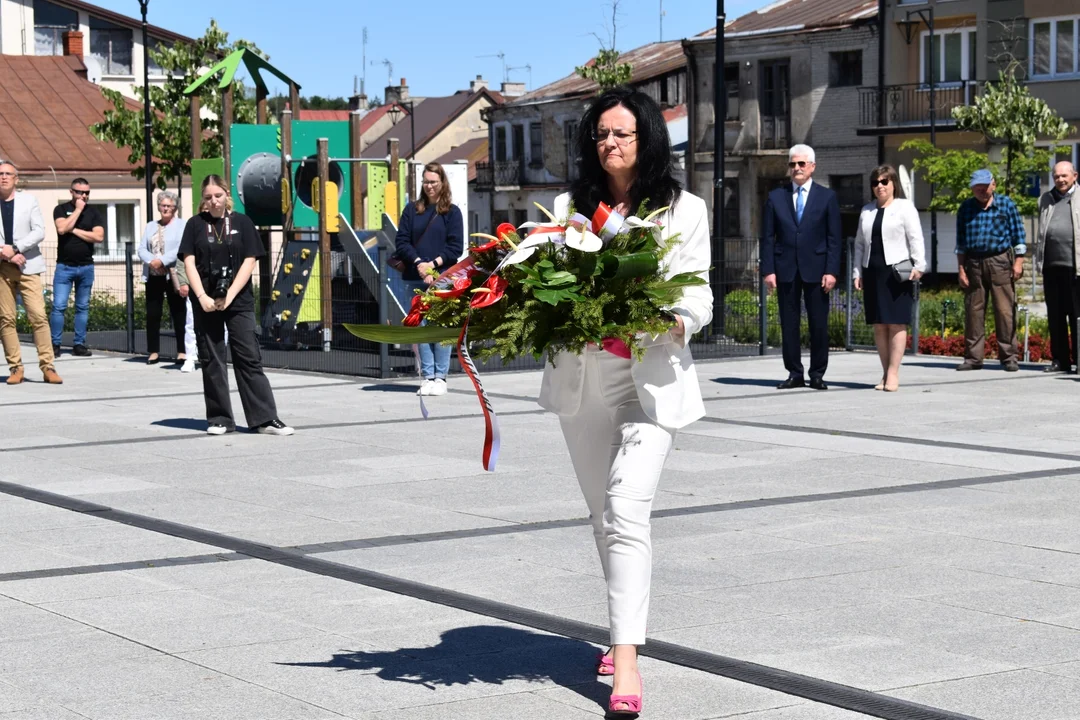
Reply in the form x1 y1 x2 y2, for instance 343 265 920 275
761 144 842 390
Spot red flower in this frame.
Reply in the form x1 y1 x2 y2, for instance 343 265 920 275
403 294 429 326
433 274 473 299
496 222 518 242
470 273 509 309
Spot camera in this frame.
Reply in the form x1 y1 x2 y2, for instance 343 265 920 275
209 265 233 299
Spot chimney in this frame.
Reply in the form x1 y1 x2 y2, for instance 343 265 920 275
469 74 489 93
62 30 84 57
384 77 409 105
349 92 368 112
500 81 526 98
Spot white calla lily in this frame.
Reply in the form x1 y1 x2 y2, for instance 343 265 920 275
564 225 602 252
623 216 659 229
496 246 538 270
519 231 565 247
642 206 670 223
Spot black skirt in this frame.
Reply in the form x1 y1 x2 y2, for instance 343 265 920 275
863 264 913 325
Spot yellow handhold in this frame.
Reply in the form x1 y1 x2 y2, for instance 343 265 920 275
300 248 311 260
281 310 291 320
293 283 304 294
271 290 280 301
326 182 340 232
311 178 320 213
284 262 293 274
281 178 291 215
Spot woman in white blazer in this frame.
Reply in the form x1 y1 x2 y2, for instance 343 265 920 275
537 87 711 715
852 165 926 391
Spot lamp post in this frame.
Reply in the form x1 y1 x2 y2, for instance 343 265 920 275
388 101 417 198
133 0 152 355
900 8 937 276
712 0 726 337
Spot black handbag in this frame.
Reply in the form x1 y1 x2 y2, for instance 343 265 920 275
891 258 914 283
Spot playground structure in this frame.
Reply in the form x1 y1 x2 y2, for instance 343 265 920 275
183 49 412 367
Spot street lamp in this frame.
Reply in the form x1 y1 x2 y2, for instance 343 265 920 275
133 0 152 355
387 100 417 198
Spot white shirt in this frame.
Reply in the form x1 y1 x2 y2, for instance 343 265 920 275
792 179 813 212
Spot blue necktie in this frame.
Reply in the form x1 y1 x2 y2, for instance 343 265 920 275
796 186 805 224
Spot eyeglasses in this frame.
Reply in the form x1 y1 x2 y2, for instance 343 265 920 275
72 189 90 197
421 180 440 186
592 129 637 146
0 172 16 178
872 178 891 187
788 161 811 169
159 204 177 210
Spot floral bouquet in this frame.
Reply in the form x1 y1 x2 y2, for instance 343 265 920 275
344 201 708 470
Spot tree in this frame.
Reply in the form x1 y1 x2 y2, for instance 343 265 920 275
575 0 632 91
92 20 267 192
303 96 350 111
901 63 1074 216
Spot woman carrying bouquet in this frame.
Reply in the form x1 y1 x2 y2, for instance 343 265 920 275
539 87 712 714
394 162 464 397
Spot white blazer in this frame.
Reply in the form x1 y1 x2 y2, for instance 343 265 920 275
0 191 46 276
538 190 713 430
852 198 926 279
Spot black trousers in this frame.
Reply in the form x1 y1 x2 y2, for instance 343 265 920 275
1043 267 1080 368
193 305 278 429
145 275 187 356
777 275 830 381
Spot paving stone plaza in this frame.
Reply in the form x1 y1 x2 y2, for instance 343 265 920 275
1 346 1079 720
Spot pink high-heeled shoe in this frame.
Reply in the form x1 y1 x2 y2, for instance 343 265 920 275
608 671 643 715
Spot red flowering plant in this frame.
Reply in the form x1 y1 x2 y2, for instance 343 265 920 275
345 202 708 362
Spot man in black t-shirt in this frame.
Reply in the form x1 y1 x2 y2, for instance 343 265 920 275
51 178 104 357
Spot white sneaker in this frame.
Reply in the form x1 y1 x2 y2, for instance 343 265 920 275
417 379 435 396
430 378 448 396
180 359 196 373
207 423 231 436
256 419 295 436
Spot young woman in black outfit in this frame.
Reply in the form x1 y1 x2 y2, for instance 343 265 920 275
178 175 293 436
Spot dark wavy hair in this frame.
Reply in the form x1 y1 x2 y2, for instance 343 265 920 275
569 86 680 217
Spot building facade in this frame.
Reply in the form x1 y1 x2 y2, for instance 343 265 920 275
860 0 1080 272
0 0 194 100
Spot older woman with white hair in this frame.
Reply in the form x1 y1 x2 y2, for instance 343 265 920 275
138 190 188 365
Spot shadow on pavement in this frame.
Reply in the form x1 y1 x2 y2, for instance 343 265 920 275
277 625 610 710
151 417 221 432
710 377 875 390
361 383 420 393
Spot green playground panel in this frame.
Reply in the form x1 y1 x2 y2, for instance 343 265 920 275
290 121 352 229
190 157 224 216
230 124 282 226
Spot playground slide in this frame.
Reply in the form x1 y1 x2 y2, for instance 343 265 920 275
335 212 410 320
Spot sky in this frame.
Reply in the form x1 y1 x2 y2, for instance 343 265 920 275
87 0 771 100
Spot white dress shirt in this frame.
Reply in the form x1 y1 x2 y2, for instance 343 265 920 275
792 179 813 212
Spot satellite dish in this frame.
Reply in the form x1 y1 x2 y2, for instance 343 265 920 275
898 164 914 200
83 55 103 85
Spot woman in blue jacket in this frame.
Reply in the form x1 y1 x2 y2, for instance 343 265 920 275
394 162 463 396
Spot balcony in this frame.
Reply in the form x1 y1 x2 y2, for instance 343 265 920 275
473 160 524 190
856 81 983 135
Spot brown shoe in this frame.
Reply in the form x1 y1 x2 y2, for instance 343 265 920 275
6 367 23 385
42 368 63 384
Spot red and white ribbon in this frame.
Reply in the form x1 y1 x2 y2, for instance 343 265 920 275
456 319 500 472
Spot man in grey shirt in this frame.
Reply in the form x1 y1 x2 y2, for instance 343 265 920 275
1038 161 1080 372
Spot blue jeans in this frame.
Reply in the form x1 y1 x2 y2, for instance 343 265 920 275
405 281 452 380
50 263 95 346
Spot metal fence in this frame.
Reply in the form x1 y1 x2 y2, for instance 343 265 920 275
20 236 917 378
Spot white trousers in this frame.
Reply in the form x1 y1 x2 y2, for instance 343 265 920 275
183 297 198 358
558 348 675 646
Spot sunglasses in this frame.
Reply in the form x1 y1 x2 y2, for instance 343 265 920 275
788 161 810 169
72 189 90 197
872 178 891 187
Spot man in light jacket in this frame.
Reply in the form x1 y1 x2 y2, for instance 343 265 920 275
0 162 62 385
1037 161 1080 373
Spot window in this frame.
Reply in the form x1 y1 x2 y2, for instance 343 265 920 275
760 60 790 149
921 28 976 85
528 121 543 168
1030 17 1079 79
565 120 580 181
510 208 527 228
90 202 139 261
89 16 133 76
146 37 171 76
829 51 863 87
494 126 507 162
34 0 77 56
722 177 739 237
830 175 865 211
724 63 739 120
